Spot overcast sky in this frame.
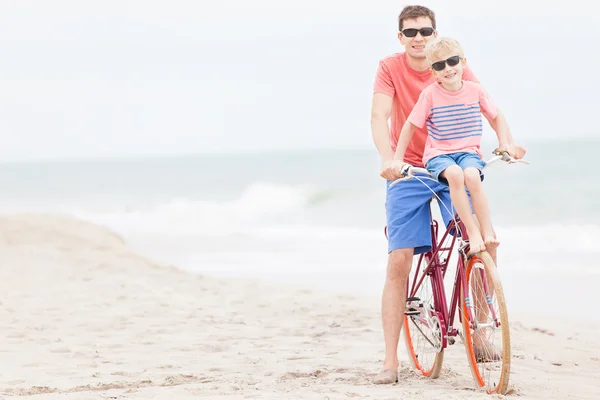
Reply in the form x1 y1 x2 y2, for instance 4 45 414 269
0 1 597 161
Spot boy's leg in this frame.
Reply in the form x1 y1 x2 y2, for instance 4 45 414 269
463 167 499 248
451 154 501 357
440 166 485 253
374 177 442 384
456 152 498 249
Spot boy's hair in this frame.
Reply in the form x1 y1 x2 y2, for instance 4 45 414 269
398 5 436 31
425 37 465 64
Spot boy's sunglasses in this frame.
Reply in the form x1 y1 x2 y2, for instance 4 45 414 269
401 27 435 37
431 56 462 72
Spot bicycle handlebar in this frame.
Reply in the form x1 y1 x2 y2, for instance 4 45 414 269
483 148 530 168
389 148 529 188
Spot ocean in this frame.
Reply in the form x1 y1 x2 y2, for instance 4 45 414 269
1 138 599 321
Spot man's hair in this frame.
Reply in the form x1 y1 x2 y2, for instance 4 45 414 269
398 5 436 31
425 37 465 64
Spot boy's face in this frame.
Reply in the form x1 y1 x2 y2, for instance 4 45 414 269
398 17 437 59
430 50 464 87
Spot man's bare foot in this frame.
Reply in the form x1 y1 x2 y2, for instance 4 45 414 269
468 235 486 254
373 368 398 384
473 333 502 362
474 343 502 362
483 235 500 250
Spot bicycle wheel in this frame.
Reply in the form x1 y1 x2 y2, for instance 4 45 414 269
403 255 445 378
460 251 511 394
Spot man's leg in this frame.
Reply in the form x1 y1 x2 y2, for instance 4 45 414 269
374 248 413 384
374 178 441 384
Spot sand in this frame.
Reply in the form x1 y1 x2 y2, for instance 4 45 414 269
0 213 598 399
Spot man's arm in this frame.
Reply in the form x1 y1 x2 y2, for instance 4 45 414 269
371 93 405 180
370 92 394 161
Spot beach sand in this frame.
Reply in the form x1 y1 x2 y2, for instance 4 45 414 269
0 213 598 399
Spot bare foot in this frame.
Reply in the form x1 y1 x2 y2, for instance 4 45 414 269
468 235 486 255
373 368 398 384
484 235 500 250
473 332 502 362
474 342 502 362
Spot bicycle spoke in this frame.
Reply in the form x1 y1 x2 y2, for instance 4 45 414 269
409 316 438 349
403 255 445 378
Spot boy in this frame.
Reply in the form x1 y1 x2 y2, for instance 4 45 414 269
393 37 524 253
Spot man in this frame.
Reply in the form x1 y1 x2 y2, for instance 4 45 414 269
370 5 521 384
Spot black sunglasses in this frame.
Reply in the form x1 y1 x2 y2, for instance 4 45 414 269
401 27 435 37
431 56 462 72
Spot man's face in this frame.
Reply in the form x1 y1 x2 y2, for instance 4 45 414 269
398 17 437 59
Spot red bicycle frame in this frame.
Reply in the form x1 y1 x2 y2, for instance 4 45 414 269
406 214 476 344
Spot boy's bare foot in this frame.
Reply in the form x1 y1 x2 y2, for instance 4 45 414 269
468 235 486 255
484 236 500 250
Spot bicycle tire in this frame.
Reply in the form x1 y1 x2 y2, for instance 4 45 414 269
460 250 511 393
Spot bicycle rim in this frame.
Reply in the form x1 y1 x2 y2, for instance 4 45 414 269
460 251 511 393
403 256 444 378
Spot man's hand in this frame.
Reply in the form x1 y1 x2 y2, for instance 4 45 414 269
380 159 409 181
505 144 527 159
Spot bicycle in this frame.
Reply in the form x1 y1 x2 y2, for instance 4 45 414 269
387 148 529 394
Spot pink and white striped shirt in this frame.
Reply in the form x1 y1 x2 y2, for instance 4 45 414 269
408 81 497 165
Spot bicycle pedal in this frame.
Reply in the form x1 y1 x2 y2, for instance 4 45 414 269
406 297 420 302
404 309 420 316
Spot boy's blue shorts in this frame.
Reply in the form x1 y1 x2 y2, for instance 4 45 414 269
425 152 486 186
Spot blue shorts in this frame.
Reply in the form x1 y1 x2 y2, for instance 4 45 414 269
425 152 486 186
386 175 462 255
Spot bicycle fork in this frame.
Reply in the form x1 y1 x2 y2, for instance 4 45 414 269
462 259 501 333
